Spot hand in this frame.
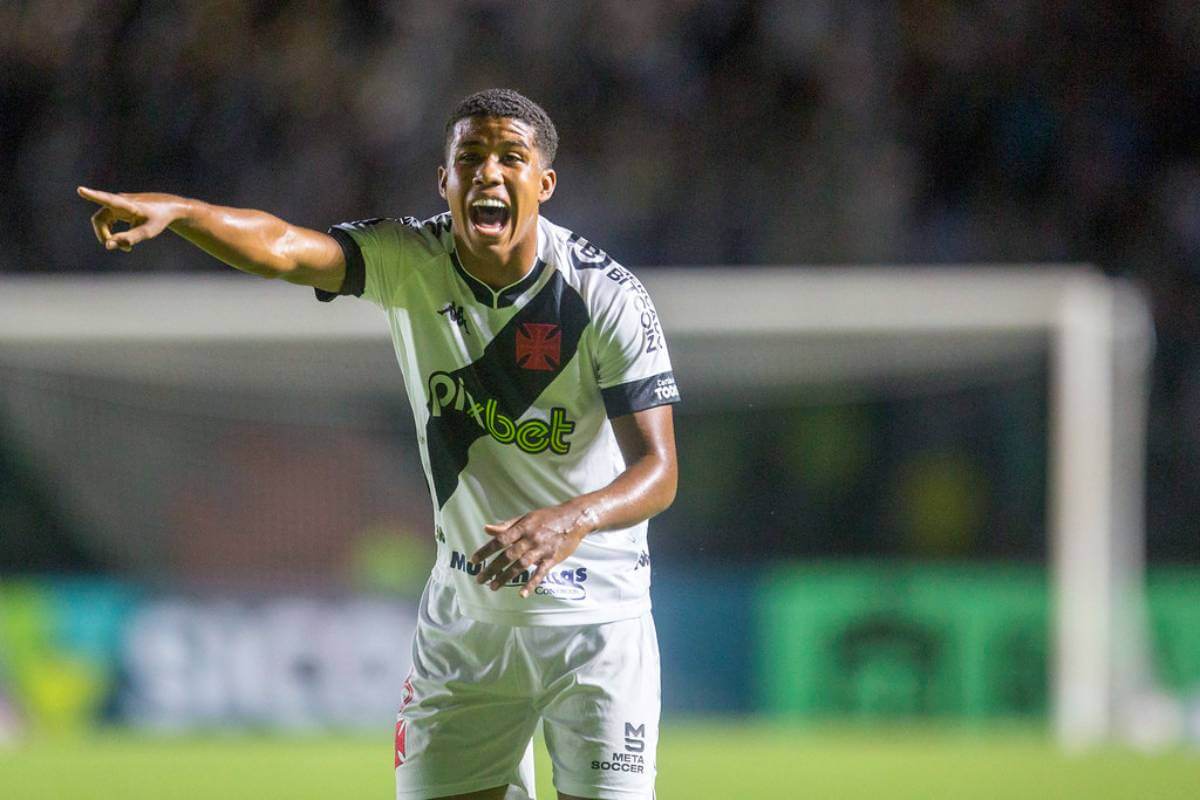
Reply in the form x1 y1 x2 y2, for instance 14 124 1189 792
469 504 597 598
77 186 182 253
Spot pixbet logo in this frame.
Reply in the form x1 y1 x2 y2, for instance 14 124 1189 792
427 371 575 455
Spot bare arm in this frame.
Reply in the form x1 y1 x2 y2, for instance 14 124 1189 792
76 186 346 292
469 404 678 597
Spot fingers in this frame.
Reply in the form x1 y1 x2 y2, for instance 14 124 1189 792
90 207 114 247
77 186 136 213
469 538 504 566
483 516 521 533
477 538 534 589
473 546 556 597
519 562 549 598
469 543 500 566
91 211 151 253
109 221 160 252
470 511 577 596
484 555 536 591
81 186 148 253
470 516 524 564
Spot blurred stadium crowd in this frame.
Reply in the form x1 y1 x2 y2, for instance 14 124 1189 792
1 0 1198 567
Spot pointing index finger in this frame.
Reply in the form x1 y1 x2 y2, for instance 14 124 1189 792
77 186 131 211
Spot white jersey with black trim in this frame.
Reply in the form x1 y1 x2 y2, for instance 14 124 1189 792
317 213 680 626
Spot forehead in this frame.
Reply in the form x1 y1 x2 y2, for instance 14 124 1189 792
449 116 537 149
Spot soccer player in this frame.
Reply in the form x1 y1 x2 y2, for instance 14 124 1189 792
78 88 679 800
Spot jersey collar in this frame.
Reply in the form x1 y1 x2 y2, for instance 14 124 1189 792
450 223 550 309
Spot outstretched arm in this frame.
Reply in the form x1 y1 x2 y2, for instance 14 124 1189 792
76 187 346 292
470 404 678 597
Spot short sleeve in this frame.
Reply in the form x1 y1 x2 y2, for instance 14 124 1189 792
315 217 413 307
591 267 681 418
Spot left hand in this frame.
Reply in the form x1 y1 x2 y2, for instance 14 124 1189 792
469 503 595 598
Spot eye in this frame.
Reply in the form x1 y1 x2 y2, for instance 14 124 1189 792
457 152 481 164
503 152 526 164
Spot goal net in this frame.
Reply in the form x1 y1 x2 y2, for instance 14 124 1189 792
0 267 1157 746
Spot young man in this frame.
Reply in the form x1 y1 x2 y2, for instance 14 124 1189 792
78 88 679 800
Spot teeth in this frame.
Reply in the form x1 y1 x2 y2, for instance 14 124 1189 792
472 198 507 209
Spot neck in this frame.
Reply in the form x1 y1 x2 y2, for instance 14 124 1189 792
455 224 541 291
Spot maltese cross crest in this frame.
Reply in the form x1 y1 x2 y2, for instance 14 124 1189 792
515 323 561 371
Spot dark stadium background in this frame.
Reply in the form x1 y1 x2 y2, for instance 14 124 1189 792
2 2 1199 788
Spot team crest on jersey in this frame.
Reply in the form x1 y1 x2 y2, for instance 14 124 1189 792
515 323 561 371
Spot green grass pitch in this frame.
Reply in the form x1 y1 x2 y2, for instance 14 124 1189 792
1 721 1196 799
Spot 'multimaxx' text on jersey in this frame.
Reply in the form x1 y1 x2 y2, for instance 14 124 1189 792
317 215 680 626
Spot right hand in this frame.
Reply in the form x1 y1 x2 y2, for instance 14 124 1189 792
77 186 181 253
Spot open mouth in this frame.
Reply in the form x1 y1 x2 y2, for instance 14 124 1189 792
469 199 510 236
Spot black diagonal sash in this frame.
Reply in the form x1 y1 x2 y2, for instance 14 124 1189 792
425 270 590 508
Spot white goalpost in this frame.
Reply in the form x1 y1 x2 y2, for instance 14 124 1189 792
0 266 1156 747
646 266 1156 749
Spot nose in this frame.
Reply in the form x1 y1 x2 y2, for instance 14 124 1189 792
473 155 501 185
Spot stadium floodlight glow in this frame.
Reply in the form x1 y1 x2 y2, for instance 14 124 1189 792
0 266 1157 748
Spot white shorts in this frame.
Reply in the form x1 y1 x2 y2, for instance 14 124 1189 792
394 576 660 800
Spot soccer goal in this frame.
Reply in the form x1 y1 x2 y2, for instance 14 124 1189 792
0 265 1156 747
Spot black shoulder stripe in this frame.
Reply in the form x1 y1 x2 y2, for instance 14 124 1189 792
425 270 591 507
601 371 680 418
314 226 366 302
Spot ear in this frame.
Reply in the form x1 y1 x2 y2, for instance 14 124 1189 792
437 165 448 199
538 168 557 203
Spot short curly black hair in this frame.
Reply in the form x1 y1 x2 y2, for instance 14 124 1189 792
444 88 559 166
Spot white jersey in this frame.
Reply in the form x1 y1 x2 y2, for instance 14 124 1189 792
318 214 680 626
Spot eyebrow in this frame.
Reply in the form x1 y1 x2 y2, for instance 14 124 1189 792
456 138 532 150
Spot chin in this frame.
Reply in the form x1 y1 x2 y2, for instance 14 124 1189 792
468 234 509 252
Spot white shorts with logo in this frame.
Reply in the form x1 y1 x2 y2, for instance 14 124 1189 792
394 576 660 800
